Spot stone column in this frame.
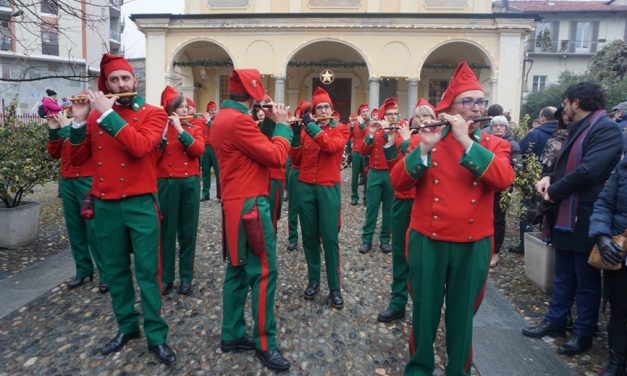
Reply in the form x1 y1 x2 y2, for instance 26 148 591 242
406 78 419 118
489 78 498 107
497 32 524 121
287 89 299 110
145 30 167 105
273 75 285 104
368 77 380 110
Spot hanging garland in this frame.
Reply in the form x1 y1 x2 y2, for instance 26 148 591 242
287 61 367 69
423 63 490 70
173 60 234 68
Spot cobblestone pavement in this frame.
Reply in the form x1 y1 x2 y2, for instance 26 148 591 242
0 170 603 375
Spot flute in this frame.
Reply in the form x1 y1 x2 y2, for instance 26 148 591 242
313 116 334 122
410 116 493 131
68 92 137 102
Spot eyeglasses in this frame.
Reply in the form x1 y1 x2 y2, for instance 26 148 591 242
385 112 399 117
315 104 331 110
454 99 489 109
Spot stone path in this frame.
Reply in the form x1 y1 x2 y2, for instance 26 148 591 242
0 171 583 375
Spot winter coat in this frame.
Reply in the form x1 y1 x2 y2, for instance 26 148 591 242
42 96 63 117
520 121 556 158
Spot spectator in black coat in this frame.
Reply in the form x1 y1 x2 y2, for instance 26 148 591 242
520 106 558 157
588 132 627 376
522 82 623 357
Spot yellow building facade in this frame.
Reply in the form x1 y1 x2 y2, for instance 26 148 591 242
132 0 536 121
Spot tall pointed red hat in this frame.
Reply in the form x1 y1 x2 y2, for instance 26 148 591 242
206 101 217 111
98 53 134 94
229 69 266 102
312 87 333 109
435 61 483 113
160 85 180 111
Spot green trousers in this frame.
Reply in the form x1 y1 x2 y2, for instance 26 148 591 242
200 145 220 199
268 178 284 231
300 182 342 290
351 152 367 202
361 169 393 245
405 231 491 376
221 197 278 352
60 177 105 283
388 197 412 312
158 176 200 284
287 167 302 244
94 194 168 346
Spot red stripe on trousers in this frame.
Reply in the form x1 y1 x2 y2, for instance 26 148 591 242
152 199 164 313
409 329 415 355
258 242 270 352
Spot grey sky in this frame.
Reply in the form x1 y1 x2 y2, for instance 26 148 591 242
122 0 185 58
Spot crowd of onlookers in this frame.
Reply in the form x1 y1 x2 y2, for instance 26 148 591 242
487 83 626 376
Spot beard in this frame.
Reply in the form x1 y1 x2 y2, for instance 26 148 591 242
110 83 136 105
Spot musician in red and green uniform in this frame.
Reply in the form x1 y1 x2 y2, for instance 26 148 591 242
389 62 514 375
69 54 175 365
157 86 205 296
286 101 309 251
350 104 370 205
47 93 107 293
378 99 436 323
358 98 399 254
212 69 292 371
292 87 350 309
200 101 220 201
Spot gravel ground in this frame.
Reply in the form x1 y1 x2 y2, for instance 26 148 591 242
0 171 608 375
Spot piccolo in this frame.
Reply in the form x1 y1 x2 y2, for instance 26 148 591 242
313 116 334 122
410 116 493 130
253 104 274 109
68 92 137 102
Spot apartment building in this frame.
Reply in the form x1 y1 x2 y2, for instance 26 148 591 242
497 0 627 94
0 0 124 114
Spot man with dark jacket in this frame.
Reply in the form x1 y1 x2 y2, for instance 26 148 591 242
520 106 557 156
522 82 623 356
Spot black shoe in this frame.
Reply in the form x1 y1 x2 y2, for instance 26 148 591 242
287 242 298 251
558 335 593 356
221 335 255 352
509 245 524 254
521 319 566 338
255 349 291 371
178 281 192 295
602 320 627 376
148 343 177 366
101 331 141 355
328 289 344 309
303 281 319 300
380 243 392 253
68 275 92 289
378 308 405 323
350 198 358 206
161 282 173 295
99 283 109 294
358 243 372 254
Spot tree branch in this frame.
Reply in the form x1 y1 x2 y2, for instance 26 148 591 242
0 74 99 82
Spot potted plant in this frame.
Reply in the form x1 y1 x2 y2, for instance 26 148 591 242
0 100 58 248
501 117 554 292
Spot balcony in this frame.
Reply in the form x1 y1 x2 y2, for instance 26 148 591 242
527 39 604 56
109 0 122 17
42 42 59 56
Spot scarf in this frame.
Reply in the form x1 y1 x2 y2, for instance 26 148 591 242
554 109 606 232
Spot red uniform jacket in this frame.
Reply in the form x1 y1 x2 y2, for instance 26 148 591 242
350 120 367 154
362 129 389 170
292 120 350 186
196 117 212 146
157 121 205 178
47 126 94 178
390 128 514 243
211 100 292 266
69 96 167 200
384 137 415 200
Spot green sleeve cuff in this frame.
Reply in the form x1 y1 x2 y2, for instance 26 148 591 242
359 122 367 130
177 130 195 148
404 146 430 179
399 139 410 155
383 145 398 161
272 123 293 143
460 142 495 177
260 118 275 138
48 128 61 141
364 134 374 146
159 137 167 150
99 111 128 138
69 125 86 145
305 122 322 139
